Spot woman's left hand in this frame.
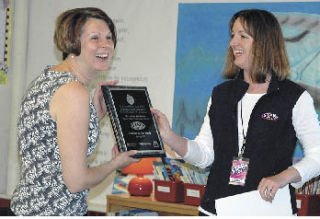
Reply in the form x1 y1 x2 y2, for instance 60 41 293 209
257 167 301 203
93 80 118 120
257 175 284 203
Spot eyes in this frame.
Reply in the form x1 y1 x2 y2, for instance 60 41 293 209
89 33 113 42
230 32 251 40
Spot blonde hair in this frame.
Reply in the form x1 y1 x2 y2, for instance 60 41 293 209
224 9 290 82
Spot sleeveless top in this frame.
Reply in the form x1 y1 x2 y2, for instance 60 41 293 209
10 66 100 216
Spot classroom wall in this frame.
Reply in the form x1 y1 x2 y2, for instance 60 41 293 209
0 0 11 195
0 0 29 195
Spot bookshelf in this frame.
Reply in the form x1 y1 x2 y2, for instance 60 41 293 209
106 193 198 216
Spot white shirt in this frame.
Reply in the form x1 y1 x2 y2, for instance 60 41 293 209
184 91 320 188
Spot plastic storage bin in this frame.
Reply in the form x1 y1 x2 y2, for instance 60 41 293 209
183 183 206 206
154 179 184 203
296 194 320 216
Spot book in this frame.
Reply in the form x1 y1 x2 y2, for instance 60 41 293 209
111 171 132 194
153 157 210 184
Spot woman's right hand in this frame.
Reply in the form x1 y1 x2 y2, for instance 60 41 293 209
111 144 140 169
150 108 172 142
150 108 188 158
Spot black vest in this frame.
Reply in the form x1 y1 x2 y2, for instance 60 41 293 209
200 73 305 214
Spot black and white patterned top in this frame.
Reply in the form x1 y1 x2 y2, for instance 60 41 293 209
10 66 100 216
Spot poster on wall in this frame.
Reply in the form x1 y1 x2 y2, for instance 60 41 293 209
0 0 11 84
174 2 320 162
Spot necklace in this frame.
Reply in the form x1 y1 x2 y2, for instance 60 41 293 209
239 100 246 157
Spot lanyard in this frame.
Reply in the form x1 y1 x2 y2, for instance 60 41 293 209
239 100 246 158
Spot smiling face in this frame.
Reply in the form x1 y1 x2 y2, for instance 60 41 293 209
77 18 114 73
229 18 254 74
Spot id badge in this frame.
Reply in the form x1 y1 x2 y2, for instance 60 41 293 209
229 157 249 186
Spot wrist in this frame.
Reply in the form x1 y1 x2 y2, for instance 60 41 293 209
163 129 177 146
277 167 301 187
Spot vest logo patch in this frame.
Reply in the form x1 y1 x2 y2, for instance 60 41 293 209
261 112 279 121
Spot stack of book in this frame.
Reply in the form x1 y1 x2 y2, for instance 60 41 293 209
296 176 320 195
153 157 210 185
111 171 132 194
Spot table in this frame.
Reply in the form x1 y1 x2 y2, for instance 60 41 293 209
106 193 199 216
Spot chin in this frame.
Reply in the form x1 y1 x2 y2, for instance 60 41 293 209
95 64 110 72
234 62 247 70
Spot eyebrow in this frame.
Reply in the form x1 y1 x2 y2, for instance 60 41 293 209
87 31 112 36
231 30 248 35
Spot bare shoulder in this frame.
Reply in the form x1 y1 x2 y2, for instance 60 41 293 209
58 81 88 96
50 81 89 119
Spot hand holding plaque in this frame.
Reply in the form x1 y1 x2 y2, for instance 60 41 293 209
101 85 166 158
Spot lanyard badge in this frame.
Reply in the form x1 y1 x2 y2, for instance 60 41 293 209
229 139 249 186
229 156 249 186
229 100 250 186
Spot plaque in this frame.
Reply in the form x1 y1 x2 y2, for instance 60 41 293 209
101 85 166 158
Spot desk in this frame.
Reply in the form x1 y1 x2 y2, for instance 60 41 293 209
106 194 198 216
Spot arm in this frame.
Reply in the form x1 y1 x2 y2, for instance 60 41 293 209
258 167 301 202
150 108 188 157
183 99 214 168
258 91 320 202
50 81 139 193
151 98 214 168
291 91 320 187
92 80 118 120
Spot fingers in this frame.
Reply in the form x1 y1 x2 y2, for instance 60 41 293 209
112 144 119 159
114 149 139 162
126 150 140 162
120 150 140 168
96 80 119 94
113 144 119 153
258 178 278 203
262 187 275 202
150 108 161 117
111 149 140 170
93 81 119 119
150 108 168 123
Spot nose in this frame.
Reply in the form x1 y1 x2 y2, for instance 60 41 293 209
229 36 238 47
101 38 114 48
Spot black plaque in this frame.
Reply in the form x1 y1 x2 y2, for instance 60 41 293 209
101 85 166 158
